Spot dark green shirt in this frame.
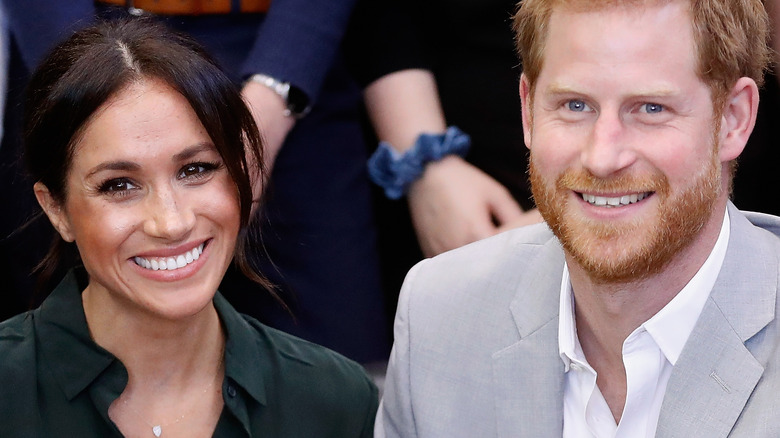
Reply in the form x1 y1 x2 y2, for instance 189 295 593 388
0 270 378 437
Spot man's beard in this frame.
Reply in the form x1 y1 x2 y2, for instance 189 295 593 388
529 151 721 284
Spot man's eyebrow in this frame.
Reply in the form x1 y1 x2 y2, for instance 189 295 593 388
543 83 582 95
543 82 678 98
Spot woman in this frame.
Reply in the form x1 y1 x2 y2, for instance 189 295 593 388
0 18 377 437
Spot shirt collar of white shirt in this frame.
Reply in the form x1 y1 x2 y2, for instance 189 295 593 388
559 208 731 369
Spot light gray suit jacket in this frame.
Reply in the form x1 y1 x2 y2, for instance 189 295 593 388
376 204 780 437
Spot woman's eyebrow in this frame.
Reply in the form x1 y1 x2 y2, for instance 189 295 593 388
85 161 141 179
173 142 217 162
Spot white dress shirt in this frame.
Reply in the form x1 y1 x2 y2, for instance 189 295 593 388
559 210 730 438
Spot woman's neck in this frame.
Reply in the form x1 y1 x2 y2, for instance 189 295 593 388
81 284 226 388
84 284 228 438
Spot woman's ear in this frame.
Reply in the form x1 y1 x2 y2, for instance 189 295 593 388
34 182 75 242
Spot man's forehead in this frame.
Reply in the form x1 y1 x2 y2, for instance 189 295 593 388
533 0 702 99
552 0 679 12
544 0 689 32
544 1 695 58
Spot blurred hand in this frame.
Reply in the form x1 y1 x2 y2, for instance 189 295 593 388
496 208 544 233
408 155 534 257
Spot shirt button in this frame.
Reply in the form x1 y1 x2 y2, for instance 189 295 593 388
227 384 237 398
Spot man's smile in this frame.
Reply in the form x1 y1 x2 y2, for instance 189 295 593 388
579 192 652 208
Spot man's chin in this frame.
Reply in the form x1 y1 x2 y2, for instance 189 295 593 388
559 224 665 283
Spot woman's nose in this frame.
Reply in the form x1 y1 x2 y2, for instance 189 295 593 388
143 187 195 241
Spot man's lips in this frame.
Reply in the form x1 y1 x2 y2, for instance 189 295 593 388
579 192 652 208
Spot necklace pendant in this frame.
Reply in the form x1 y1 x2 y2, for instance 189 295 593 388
152 425 162 437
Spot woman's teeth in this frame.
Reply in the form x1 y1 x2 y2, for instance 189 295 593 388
581 192 649 207
134 243 204 271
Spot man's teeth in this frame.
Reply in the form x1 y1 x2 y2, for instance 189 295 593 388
134 243 204 271
581 192 649 207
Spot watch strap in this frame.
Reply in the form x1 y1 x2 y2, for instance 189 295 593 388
246 73 311 118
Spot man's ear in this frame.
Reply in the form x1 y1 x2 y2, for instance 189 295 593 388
519 74 533 150
718 77 759 163
33 182 75 243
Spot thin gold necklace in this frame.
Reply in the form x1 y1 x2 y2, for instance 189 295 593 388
120 361 224 437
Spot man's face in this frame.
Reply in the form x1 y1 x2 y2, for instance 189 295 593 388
521 2 729 283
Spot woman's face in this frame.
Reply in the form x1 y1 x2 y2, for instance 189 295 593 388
36 78 241 320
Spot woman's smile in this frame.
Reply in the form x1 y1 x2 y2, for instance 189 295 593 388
133 241 206 271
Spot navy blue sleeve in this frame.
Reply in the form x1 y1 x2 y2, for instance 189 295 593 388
3 0 95 70
239 0 358 104
345 0 431 87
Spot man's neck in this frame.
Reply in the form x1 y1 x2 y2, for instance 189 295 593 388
567 203 728 422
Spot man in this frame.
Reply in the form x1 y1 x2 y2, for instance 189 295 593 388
376 0 780 436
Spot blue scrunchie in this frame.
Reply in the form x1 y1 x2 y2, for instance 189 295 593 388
367 126 471 199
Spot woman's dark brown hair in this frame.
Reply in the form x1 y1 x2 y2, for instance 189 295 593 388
24 17 273 292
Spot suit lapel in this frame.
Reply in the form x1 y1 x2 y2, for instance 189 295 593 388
493 238 566 437
493 320 564 438
656 205 777 438
655 301 764 438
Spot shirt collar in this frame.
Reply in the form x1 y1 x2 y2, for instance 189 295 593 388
214 292 268 406
559 209 730 368
36 269 270 408
36 269 118 401
558 267 579 372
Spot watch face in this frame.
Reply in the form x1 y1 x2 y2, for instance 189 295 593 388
286 85 311 116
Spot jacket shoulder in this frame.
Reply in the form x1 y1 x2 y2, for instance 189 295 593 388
242 317 378 435
246 316 375 387
743 210 780 239
0 312 37 367
0 312 42 436
407 222 563 302
395 222 564 349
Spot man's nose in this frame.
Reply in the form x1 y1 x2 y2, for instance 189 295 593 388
143 187 195 241
580 112 637 178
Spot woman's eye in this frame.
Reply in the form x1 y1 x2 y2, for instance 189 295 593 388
178 161 220 180
98 178 137 194
640 103 664 114
566 100 591 112
180 164 206 178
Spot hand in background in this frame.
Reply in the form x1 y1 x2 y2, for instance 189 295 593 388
496 208 543 233
363 69 543 256
408 155 534 257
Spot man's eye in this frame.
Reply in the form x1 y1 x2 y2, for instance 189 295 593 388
567 100 590 112
640 103 664 114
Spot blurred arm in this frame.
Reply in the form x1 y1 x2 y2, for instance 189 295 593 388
365 70 533 257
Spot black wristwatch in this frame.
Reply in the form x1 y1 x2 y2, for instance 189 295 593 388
246 73 312 118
